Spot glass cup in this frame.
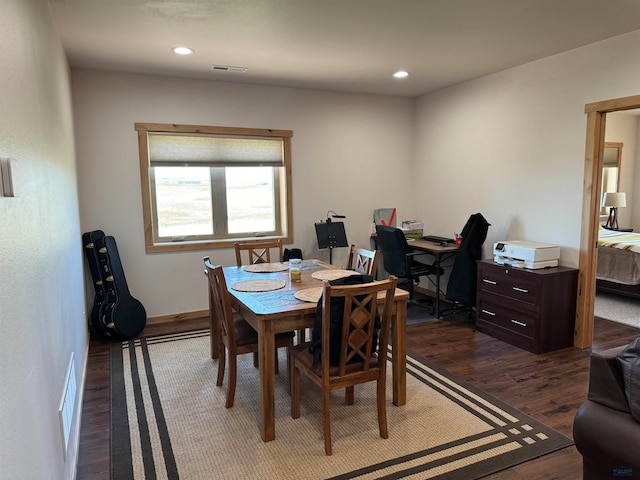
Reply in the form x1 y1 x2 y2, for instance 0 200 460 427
289 258 302 282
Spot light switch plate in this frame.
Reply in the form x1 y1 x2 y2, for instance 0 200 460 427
1 158 15 197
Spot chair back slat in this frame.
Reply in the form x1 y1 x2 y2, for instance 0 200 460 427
347 245 379 278
234 239 283 266
320 277 396 378
204 257 235 344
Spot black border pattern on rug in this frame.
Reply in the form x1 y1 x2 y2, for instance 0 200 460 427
329 347 574 480
111 333 186 480
110 330 573 480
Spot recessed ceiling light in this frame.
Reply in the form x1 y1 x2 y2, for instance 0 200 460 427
172 47 194 55
393 70 409 79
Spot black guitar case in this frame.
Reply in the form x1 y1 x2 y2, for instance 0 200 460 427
101 235 147 339
82 230 110 335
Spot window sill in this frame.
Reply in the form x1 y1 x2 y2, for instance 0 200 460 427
145 235 292 254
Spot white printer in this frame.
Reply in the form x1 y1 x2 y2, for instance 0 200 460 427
493 240 560 269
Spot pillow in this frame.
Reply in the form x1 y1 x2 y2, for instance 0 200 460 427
617 337 640 423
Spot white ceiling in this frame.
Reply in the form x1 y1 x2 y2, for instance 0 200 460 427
49 0 640 97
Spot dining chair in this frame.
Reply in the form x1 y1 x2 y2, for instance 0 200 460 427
289 275 397 455
234 239 283 266
346 245 379 278
203 257 294 408
234 239 307 346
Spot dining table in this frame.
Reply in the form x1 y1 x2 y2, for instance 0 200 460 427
208 259 409 442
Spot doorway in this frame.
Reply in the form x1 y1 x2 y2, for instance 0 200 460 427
575 94 640 348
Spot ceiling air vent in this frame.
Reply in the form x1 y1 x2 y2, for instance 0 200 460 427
211 65 248 73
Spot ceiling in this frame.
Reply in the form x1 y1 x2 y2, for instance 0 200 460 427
49 0 640 97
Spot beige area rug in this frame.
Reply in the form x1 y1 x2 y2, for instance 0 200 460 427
111 331 572 480
594 291 640 329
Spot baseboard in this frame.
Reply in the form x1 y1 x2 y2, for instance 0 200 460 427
147 309 209 325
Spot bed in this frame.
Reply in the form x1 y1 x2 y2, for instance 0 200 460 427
596 227 640 299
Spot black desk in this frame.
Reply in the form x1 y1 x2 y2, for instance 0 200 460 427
370 235 458 318
409 238 458 318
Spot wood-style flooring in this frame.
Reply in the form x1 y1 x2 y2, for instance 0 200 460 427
76 314 640 479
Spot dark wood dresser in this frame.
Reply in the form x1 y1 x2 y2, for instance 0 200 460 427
475 260 579 354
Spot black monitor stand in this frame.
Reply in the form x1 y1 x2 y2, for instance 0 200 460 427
315 221 348 264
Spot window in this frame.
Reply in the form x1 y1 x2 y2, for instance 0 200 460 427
135 123 293 253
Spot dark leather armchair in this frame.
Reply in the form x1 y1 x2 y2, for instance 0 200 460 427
375 225 442 302
573 338 640 479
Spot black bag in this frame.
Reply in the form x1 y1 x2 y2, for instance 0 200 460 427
310 274 380 368
283 248 303 261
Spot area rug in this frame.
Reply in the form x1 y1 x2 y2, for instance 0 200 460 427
111 330 572 479
406 301 437 325
594 291 640 329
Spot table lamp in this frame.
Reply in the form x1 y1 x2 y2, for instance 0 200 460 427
603 191 626 230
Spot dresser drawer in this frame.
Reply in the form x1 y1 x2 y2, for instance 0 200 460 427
477 297 538 339
478 264 540 307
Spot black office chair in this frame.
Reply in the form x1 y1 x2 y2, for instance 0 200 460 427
445 213 490 327
375 225 443 306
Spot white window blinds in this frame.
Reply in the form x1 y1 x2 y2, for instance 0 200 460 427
148 133 284 167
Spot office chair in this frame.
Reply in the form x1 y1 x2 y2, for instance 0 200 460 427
375 225 443 304
445 213 490 327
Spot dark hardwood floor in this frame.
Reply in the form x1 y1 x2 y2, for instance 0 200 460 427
76 314 640 479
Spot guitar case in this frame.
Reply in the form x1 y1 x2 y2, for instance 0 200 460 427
101 235 147 339
82 230 110 335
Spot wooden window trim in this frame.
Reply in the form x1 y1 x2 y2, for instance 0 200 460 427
135 123 294 253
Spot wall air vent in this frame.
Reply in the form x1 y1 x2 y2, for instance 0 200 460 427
211 65 248 73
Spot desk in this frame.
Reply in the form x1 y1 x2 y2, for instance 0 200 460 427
409 239 458 318
371 235 457 318
211 260 409 442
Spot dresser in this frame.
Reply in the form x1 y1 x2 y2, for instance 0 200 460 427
475 260 579 354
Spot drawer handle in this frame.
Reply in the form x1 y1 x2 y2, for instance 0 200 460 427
511 319 527 327
482 279 497 285
481 309 496 316
512 287 529 293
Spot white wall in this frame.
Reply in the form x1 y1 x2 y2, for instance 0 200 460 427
413 30 640 267
604 112 638 230
0 1 85 479
71 71 415 317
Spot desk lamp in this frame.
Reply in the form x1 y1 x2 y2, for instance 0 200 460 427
603 192 626 230
326 210 346 223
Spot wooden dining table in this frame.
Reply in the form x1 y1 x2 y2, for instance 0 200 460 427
208 259 409 442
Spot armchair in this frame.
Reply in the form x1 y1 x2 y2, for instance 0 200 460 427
573 338 640 479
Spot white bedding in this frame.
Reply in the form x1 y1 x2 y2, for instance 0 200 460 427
597 228 640 285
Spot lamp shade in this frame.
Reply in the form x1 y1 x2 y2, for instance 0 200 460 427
603 192 626 208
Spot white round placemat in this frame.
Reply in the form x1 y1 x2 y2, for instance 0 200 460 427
311 269 358 281
230 279 286 292
243 263 289 273
294 287 323 303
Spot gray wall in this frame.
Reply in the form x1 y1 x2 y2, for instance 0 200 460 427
72 70 415 318
0 1 85 479
4 2 640 478
413 30 640 266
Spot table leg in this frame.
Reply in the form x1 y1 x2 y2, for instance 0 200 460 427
258 320 276 442
391 298 407 406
